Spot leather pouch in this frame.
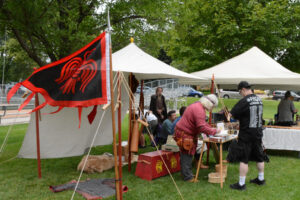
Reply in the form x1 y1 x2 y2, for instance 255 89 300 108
182 138 194 151
175 137 183 148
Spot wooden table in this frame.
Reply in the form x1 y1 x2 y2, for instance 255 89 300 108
193 135 238 188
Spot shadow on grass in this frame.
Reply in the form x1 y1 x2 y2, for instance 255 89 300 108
266 149 299 158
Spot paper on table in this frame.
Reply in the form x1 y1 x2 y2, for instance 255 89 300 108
217 122 225 131
215 130 228 137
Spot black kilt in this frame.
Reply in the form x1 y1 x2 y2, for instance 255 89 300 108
226 138 269 163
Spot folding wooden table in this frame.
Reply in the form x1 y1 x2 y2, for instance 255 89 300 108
193 135 238 188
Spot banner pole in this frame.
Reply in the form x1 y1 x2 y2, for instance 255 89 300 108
117 71 123 200
109 40 121 200
106 8 121 200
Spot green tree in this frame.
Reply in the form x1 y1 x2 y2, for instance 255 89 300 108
0 0 176 81
166 0 300 72
0 0 102 67
0 0 174 64
97 0 177 56
0 33 36 83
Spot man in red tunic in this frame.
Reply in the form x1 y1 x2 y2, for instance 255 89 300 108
174 94 220 182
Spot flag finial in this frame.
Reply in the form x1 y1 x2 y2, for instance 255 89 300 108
130 37 134 43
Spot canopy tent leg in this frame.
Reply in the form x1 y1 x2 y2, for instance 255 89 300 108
206 74 214 165
128 73 133 172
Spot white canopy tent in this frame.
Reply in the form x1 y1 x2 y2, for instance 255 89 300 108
19 42 206 158
112 42 205 83
191 47 300 90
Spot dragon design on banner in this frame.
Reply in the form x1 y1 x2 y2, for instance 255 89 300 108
7 32 111 127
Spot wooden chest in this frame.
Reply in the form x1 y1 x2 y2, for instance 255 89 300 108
135 150 181 181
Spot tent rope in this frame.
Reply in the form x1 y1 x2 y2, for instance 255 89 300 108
0 155 17 165
0 109 21 157
70 110 108 200
119 72 185 200
70 72 118 200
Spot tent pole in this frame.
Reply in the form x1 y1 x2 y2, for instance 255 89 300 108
35 94 42 178
206 74 214 165
138 80 145 146
109 42 120 200
128 73 133 172
117 72 123 200
139 80 144 115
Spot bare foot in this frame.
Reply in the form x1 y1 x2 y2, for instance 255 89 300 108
200 163 209 169
187 178 199 183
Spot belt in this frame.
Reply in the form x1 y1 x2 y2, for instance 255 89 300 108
175 127 194 137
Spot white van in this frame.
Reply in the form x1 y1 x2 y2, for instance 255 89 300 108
219 89 242 99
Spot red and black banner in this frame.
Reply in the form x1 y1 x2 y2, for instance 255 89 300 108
7 32 110 125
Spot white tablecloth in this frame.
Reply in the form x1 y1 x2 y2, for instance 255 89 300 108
263 128 300 151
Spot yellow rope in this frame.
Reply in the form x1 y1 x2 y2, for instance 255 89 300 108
0 155 17 166
71 73 120 200
213 81 234 130
119 72 185 200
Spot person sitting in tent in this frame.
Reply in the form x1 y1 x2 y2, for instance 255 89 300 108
171 106 187 134
277 91 298 126
158 110 177 147
174 94 220 182
140 110 158 148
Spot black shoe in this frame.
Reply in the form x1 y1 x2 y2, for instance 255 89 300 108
230 182 246 191
250 177 266 185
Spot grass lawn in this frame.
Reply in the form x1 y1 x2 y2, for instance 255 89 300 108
1 98 300 200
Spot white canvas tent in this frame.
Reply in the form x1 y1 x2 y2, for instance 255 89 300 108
191 47 300 90
18 42 205 159
18 88 129 159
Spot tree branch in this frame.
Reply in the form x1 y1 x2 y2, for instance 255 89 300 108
1 6 46 67
57 0 70 58
0 0 5 9
12 27 46 67
38 0 55 19
99 14 145 30
33 30 58 62
77 0 96 26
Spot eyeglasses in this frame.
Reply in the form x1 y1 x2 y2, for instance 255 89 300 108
239 89 242 94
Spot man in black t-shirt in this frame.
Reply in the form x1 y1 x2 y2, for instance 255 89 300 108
229 81 266 190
